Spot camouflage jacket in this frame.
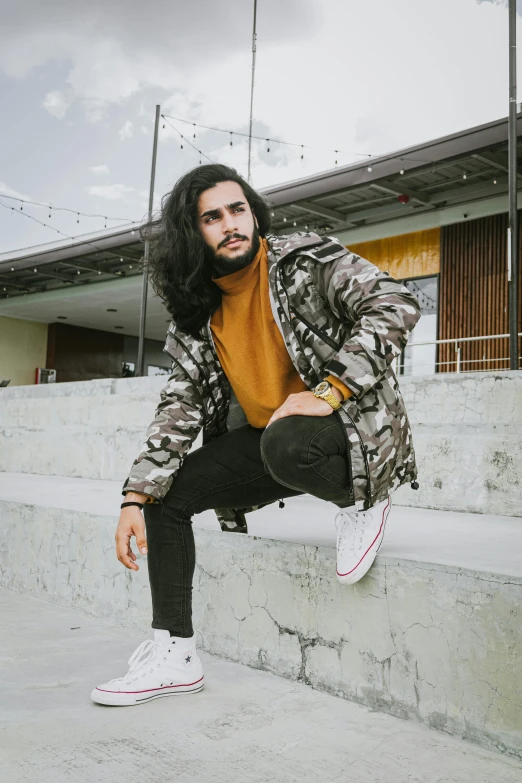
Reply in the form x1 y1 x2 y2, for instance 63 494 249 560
122 232 421 533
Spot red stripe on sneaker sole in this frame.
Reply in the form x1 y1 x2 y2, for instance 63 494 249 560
95 675 204 695
336 498 391 577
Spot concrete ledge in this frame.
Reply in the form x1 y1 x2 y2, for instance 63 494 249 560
1 484 520 759
1 372 521 515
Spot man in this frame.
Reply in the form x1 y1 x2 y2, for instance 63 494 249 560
91 164 420 707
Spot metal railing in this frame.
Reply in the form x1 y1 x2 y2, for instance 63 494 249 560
394 332 522 376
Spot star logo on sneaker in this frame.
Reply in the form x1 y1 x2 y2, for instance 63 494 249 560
185 655 192 664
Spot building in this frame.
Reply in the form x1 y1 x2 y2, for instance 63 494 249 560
0 113 521 386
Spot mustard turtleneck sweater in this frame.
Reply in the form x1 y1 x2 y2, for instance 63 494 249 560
209 238 351 428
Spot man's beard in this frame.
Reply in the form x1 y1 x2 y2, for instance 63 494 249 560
206 227 261 278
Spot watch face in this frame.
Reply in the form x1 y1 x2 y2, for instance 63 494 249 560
315 381 330 395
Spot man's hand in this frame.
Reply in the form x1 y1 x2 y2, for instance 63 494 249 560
115 505 148 572
265 388 343 429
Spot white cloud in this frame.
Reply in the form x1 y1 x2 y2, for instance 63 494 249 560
140 125 149 135
90 165 110 175
42 89 72 118
0 182 32 201
118 120 133 140
87 184 137 201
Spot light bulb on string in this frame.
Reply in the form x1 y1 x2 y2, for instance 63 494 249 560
493 179 497 185
367 165 372 172
334 151 338 166
230 132 233 147
400 169 404 175
462 173 467 180
77 213 80 224
104 218 107 228
283 216 287 222
300 145 304 160
193 124 196 140
20 201 23 211
162 124 165 129
180 136 184 150
48 206 52 218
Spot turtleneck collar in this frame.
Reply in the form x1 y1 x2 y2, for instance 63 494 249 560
212 239 268 296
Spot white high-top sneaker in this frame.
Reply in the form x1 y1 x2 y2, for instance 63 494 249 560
91 630 204 706
335 497 391 585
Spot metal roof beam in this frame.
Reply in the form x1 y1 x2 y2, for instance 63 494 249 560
472 152 522 181
370 180 432 207
59 260 123 277
26 269 77 284
290 200 348 222
0 277 31 291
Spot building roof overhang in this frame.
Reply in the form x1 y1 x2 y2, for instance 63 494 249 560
1 112 521 301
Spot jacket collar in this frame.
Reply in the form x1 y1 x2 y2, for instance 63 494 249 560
266 231 323 261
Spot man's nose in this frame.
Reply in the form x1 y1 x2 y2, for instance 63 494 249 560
222 212 237 233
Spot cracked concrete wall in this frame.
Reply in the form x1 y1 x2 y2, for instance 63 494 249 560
1 499 520 759
0 371 521 515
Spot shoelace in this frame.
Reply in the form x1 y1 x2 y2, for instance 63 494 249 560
335 509 367 553
107 639 162 685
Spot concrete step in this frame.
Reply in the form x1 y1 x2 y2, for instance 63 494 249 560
2 587 522 783
1 371 521 516
1 471 521 760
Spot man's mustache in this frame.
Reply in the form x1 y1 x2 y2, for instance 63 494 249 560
218 234 248 249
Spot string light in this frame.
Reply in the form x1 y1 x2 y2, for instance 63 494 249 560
462 173 467 180
0 199 140 267
400 169 405 175
161 113 376 161
367 166 373 172
161 116 215 164
0 194 135 225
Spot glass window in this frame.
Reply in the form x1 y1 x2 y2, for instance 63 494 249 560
401 276 438 375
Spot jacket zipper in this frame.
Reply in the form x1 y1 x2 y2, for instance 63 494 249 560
277 261 368 506
289 305 341 350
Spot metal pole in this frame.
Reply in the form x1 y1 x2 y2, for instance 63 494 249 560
508 0 519 370
247 0 258 184
137 104 161 377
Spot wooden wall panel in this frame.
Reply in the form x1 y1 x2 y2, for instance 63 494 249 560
438 212 522 373
46 323 124 383
349 227 440 280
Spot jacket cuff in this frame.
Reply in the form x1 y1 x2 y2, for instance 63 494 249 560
121 478 164 502
325 373 352 402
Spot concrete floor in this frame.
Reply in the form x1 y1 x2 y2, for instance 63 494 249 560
1 588 522 783
1 471 521 577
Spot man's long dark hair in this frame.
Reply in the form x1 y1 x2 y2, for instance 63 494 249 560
141 164 271 340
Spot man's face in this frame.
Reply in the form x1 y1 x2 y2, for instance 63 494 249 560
197 180 259 266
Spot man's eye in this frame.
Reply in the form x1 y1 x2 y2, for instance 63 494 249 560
234 207 245 213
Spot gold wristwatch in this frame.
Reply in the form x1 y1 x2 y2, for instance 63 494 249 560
312 380 342 410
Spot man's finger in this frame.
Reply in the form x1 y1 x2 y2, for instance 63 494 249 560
134 527 148 555
115 530 138 570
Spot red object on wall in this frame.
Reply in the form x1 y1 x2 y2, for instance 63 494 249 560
397 194 410 204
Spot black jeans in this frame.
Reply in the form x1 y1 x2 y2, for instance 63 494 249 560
143 413 352 638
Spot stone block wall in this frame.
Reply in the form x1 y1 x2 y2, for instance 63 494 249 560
1 371 521 516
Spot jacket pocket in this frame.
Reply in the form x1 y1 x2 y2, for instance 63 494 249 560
289 306 341 351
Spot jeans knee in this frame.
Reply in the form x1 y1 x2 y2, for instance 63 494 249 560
260 418 302 482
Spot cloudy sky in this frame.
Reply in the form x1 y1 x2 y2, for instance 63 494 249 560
0 0 520 253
